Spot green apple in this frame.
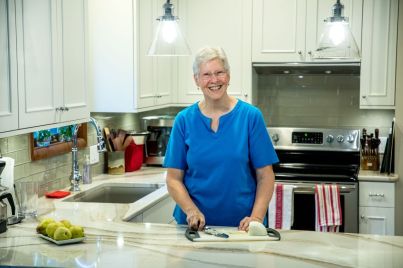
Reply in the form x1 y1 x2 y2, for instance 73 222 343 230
60 219 72 229
69 225 85 239
46 222 64 238
53 227 72 241
36 218 55 235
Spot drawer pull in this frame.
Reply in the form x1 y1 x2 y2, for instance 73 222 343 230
368 193 385 197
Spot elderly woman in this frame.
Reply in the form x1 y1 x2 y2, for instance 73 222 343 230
164 47 278 231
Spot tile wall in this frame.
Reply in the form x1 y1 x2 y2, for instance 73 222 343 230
0 107 182 196
255 74 395 136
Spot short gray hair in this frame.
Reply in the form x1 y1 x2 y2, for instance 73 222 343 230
192 47 230 76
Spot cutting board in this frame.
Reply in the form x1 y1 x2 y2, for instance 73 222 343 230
185 227 281 242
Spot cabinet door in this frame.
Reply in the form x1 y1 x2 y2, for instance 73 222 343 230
16 0 60 128
359 206 394 235
360 0 398 108
252 0 307 62
0 0 18 133
138 0 173 109
59 0 89 122
177 0 252 105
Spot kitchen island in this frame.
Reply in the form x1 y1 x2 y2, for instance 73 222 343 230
1 168 403 267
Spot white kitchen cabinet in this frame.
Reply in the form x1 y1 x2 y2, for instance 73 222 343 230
15 0 89 128
137 0 174 109
175 0 252 105
89 0 173 113
0 0 18 133
130 195 175 224
359 181 395 235
360 0 398 109
252 0 362 62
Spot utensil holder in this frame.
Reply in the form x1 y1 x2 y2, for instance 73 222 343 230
106 151 125 175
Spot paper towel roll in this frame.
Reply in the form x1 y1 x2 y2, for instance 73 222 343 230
0 157 15 216
0 157 15 192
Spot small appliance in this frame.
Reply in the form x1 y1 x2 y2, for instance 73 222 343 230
142 115 175 165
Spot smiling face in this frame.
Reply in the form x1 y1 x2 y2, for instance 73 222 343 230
194 58 230 102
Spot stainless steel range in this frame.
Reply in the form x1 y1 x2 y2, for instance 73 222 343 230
268 127 360 233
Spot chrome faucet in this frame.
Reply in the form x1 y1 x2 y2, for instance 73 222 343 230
70 117 106 192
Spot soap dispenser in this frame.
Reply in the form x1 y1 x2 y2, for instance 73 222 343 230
82 155 92 184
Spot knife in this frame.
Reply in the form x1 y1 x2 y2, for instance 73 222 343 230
203 226 229 238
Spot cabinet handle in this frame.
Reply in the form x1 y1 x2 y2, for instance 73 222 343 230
307 51 312 55
243 93 248 98
368 193 385 197
56 107 62 112
64 106 69 111
362 95 367 99
360 215 367 222
298 50 303 55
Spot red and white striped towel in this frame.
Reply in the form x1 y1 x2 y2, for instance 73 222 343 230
315 184 342 232
268 183 294 230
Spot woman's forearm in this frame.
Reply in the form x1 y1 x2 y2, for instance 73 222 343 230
250 165 275 221
166 169 200 215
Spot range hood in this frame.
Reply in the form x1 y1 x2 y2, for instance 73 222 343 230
253 62 360 76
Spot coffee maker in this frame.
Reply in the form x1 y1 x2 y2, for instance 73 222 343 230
142 115 175 165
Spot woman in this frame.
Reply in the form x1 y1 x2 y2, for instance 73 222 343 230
164 47 278 231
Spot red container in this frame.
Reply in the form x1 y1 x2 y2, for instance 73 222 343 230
124 136 146 172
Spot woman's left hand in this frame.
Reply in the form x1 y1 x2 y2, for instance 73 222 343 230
238 216 263 231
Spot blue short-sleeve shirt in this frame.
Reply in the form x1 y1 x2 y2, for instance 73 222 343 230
163 99 278 227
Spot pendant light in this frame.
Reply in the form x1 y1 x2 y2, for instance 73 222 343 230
312 0 360 60
148 0 191 56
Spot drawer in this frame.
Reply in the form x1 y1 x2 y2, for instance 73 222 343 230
359 182 395 207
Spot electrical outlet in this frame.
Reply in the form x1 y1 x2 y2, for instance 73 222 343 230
89 145 99 164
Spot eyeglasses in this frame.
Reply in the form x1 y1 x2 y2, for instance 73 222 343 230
200 70 227 81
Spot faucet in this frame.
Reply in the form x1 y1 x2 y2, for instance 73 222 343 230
70 117 106 192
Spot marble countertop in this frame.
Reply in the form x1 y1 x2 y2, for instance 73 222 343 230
1 167 403 267
358 170 399 182
2 220 403 267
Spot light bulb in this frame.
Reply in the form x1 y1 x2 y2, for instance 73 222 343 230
161 21 177 44
329 22 347 46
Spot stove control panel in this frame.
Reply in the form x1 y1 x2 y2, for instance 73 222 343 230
292 132 323 144
267 127 360 152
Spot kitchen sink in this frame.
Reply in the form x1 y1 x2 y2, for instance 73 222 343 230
62 183 164 203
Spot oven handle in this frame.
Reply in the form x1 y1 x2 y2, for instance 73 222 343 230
276 182 357 194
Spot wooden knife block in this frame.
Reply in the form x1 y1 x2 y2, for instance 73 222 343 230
361 154 380 171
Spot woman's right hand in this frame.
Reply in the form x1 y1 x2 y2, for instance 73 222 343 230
186 208 205 231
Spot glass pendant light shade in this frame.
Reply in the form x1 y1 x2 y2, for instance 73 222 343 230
313 0 360 60
148 0 191 56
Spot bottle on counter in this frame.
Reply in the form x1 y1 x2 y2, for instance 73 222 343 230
82 154 92 184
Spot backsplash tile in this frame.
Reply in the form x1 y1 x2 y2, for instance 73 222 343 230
0 107 182 196
256 74 395 136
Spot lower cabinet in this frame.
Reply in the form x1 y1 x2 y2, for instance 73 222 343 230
130 195 175 224
359 181 395 235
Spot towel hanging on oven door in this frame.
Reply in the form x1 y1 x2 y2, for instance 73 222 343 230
315 184 342 232
268 183 294 230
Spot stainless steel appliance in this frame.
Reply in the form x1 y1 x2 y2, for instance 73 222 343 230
268 127 360 233
142 115 175 166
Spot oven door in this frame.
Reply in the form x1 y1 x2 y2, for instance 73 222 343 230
275 180 358 233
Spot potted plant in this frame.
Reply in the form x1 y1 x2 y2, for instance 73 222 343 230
58 126 73 142
37 130 51 147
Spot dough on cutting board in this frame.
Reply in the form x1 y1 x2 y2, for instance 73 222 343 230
248 221 267 236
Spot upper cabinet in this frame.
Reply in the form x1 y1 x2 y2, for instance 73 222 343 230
89 0 173 113
252 0 362 62
1 0 89 137
15 0 89 128
175 0 252 105
0 0 18 133
360 0 398 109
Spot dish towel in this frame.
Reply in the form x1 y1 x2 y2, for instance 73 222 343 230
268 183 294 229
315 184 342 232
